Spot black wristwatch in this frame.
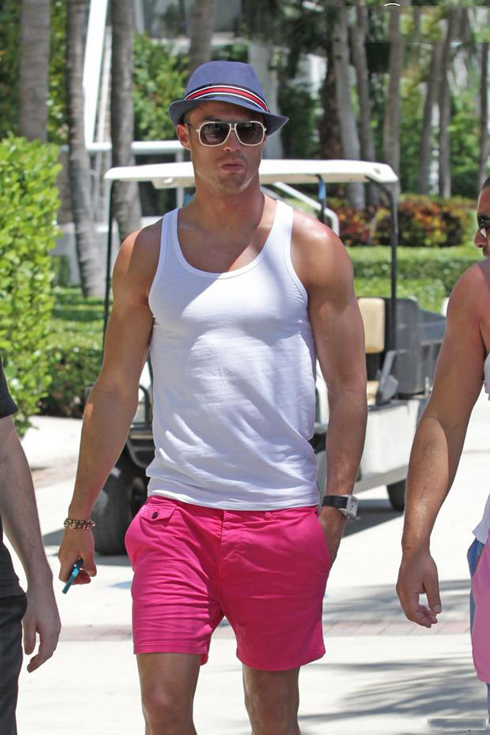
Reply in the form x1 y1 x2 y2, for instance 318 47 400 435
322 494 358 520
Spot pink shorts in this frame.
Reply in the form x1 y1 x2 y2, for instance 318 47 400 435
471 533 490 681
125 497 331 671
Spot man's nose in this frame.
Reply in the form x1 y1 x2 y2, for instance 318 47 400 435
223 129 241 151
475 230 488 249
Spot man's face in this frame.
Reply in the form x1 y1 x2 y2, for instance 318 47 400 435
475 187 490 257
176 101 266 195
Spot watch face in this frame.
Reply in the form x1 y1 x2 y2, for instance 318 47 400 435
345 496 358 518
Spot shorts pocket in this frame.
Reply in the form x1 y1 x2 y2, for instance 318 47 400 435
140 504 176 525
312 512 332 571
125 503 177 561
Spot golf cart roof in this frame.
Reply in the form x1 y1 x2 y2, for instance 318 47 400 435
104 159 398 188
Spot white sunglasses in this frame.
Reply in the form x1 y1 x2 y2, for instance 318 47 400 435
185 120 267 147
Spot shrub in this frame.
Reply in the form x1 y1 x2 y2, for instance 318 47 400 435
133 34 187 142
349 245 480 294
37 287 104 417
328 195 474 248
0 137 61 436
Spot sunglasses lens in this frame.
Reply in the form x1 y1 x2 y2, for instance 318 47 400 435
200 122 230 146
478 216 490 237
236 122 264 145
199 121 265 146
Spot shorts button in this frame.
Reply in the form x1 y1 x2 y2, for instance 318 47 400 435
265 512 272 520
151 512 158 519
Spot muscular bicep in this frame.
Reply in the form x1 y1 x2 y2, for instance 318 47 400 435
306 232 366 392
95 227 158 398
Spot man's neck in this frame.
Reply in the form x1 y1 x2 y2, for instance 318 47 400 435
185 178 266 238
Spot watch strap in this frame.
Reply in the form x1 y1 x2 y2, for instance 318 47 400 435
322 495 349 509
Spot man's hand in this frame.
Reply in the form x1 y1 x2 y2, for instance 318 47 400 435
318 507 348 565
23 583 61 673
396 548 442 628
58 529 97 586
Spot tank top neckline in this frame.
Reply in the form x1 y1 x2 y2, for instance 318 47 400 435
171 199 284 280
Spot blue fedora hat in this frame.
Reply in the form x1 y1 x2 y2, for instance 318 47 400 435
169 61 288 135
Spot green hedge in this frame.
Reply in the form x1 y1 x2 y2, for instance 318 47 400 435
355 278 446 314
37 287 105 417
0 137 61 435
349 245 480 294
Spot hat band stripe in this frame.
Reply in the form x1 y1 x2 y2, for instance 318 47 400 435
185 86 269 112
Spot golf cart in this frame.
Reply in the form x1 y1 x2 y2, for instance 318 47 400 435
91 159 445 554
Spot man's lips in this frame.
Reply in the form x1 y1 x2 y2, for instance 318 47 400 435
219 160 245 171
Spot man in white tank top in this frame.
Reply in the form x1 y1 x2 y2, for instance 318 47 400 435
397 178 490 716
58 61 368 735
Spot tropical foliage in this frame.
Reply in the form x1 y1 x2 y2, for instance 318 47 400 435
0 138 60 435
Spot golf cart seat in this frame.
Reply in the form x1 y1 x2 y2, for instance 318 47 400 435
358 297 397 406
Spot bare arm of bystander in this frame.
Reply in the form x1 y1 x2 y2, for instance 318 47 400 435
397 264 489 627
0 416 61 671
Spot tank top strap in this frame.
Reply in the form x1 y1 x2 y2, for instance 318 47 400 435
148 208 178 311
267 200 293 253
267 200 307 304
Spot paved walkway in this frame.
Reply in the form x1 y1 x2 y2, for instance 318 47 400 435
10 393 490 734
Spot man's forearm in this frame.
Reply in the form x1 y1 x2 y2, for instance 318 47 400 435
401 414 465 553
318 387 366 562
0 429 52 582
68 383 138 518
325 387 367 495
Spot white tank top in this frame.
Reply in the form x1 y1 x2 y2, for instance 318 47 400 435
473 353 490 542
145 200 319 509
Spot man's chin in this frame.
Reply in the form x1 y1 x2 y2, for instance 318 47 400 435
215 171 252 192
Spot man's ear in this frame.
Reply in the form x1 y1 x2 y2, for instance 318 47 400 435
176 123 191 151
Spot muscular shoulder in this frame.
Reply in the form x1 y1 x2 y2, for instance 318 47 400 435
448 261 490 316
447 260 490 347
290 209 353 294
113 219 162 304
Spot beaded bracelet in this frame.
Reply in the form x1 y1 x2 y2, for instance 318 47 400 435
63 517 96 530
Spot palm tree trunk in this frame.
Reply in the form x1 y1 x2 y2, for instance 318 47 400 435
111 0 142 242
318 44 342 162
332 6 365 209
19 0 50 141
188 0 218 77
66 0 104 298
412 8 422 42
383 5 405 197
351 3 378 207
438 9 459 198
478 42 489 190
417 42 442 195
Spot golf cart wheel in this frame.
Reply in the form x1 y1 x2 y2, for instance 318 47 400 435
387 480 406 512
92 453 147 555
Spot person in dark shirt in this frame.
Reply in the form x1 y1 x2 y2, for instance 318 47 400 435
0 356 60 734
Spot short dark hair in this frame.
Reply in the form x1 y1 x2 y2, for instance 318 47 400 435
481 177 490 191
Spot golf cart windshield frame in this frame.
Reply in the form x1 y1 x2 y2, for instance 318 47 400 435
103 159 399 352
